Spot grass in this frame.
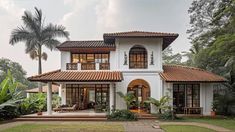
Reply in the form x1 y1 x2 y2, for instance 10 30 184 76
161 125 215 132
1 123 124 132
180 117 235 131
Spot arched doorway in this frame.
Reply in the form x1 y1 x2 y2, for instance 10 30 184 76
127 79 150 113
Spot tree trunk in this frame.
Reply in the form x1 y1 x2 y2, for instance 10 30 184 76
38 46 42 92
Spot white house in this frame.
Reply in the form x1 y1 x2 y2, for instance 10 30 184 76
28 31 226 115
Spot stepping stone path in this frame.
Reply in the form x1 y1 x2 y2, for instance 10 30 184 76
124 120 164 132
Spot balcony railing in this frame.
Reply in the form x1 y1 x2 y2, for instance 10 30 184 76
99 63 110 70
81 63 96 70
66 63 78 70
66 63 110 70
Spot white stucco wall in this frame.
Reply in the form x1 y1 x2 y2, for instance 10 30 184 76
110 38 163 71
200 83 214 115
115 72 162 113
61 51 70 71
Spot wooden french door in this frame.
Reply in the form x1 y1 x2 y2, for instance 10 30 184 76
173 84 185 114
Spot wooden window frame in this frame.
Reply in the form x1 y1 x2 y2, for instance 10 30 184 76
129 46 148 69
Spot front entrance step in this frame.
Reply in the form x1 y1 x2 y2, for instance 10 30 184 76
14 117 107 121
20 115 106 118
137 114 158 120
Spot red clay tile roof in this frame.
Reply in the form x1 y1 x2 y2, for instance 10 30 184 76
103 31 178 49
103 31 178 37
56 40 115 51
25 85 59 93
160 65 227 82
28 70 123 82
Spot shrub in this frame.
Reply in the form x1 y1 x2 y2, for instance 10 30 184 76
107 109 137 121
157 109 179 120
0 106 19 120
19 93 46 115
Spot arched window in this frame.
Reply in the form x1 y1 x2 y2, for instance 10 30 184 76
129 45 148 69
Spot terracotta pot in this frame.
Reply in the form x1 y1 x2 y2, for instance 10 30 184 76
37 111 43 116
211 111 216 117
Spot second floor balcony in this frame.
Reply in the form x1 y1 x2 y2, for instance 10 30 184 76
66 63 110 70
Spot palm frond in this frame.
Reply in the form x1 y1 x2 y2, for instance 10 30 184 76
42 24 69 40
29 50 39 60
34 7 42 28
25 39 38 53
117 91 124 98
22 10 40 36
41 52 48 61
9 27 32 45
43 39 60 50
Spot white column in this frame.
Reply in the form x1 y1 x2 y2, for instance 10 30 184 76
109 83 114 112
47 82 52 115
26 93 30 98
59 84 62 97
95 63 99 70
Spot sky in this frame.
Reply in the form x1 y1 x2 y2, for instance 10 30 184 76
0 0 193 76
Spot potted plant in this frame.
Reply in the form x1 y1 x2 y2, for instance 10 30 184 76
211 101 217 117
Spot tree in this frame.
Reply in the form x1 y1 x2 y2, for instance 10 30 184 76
0 58 36 89
162 46 182 65
117 91 136 109
187 0 235 115
9 7 69 92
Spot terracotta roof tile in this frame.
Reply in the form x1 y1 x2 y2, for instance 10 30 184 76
160 65 227 82
103 31 178 49
25 85 59 93
56 40 115 49
103 31 179 37
28 70 123 82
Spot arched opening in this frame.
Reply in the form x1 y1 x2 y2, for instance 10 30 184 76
129 45 148 69
127 79 150 113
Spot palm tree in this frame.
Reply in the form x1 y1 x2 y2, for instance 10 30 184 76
117 91 136 109
9 7 69 92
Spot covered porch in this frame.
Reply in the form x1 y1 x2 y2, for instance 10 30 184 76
161 65 227 116
28 70 123 115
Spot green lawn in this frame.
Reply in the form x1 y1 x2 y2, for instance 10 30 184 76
1 123 124 132
161 125 215 132
181 117 235 131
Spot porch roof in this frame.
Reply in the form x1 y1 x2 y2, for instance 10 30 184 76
160 65 227 82
28 70 123 82
25 85 59 93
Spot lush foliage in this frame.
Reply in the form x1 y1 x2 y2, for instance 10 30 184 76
186 0 235 115
19 93 46 115
117 91 136 109
19 93 61 115
0 58 36 89
145 96 171 114
9 7 69 92
0 71 23 120
107 109 137 121
163 46 182 65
